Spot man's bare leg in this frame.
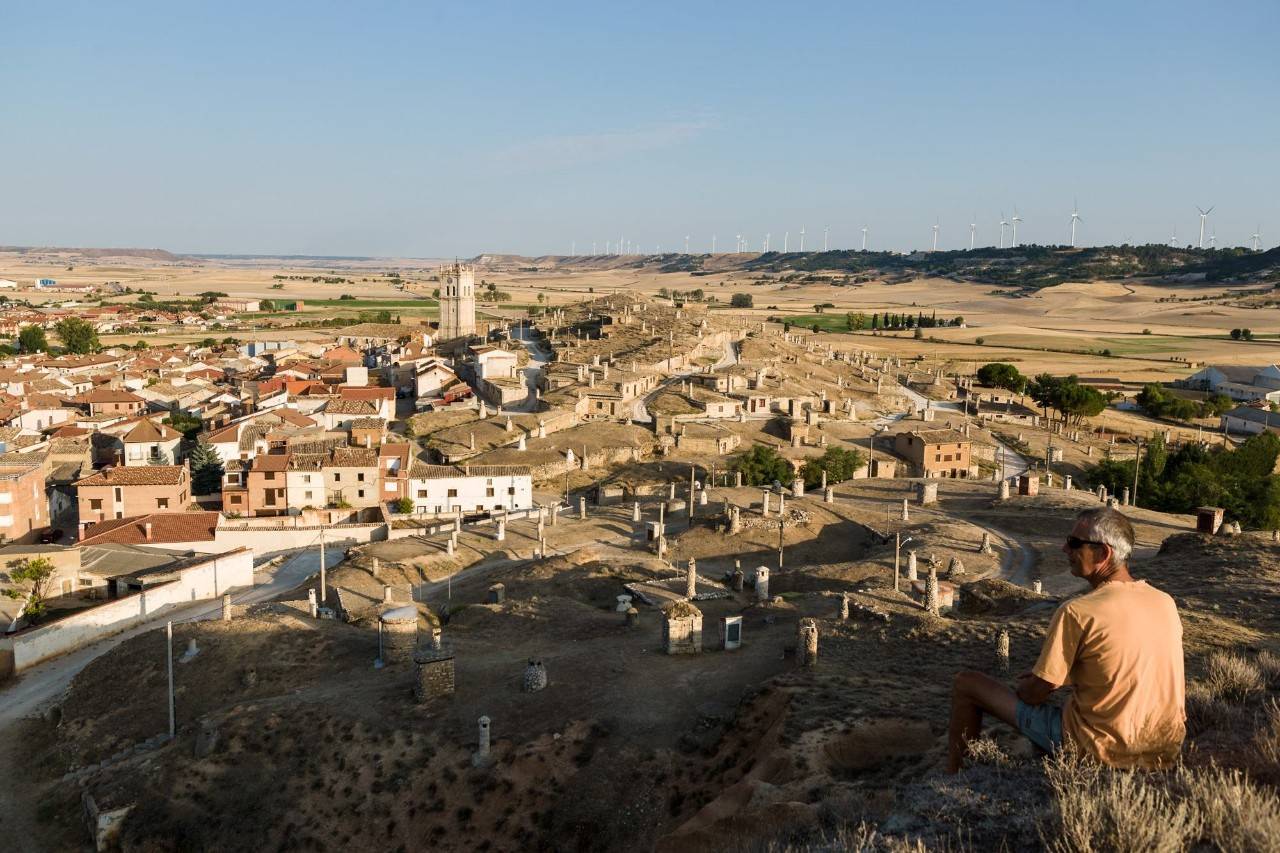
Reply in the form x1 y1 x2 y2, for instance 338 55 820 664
947 671 1019 773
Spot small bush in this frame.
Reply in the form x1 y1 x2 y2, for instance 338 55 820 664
1255 650 1280 688
1204 651 1264 703
1173 764 1280 851
965 736 1011 769
1185 682 1240 736
1253 698 1280 766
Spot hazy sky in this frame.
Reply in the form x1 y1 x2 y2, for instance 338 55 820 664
3 1 1277 256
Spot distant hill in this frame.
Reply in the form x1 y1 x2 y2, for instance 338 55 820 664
533 244 1280 289
0 245 185 262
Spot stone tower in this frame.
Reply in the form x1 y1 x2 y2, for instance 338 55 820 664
437 262 476 340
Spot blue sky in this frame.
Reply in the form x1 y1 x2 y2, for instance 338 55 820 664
3 1 1277 256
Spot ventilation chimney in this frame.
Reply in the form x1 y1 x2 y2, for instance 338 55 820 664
144 522 153 541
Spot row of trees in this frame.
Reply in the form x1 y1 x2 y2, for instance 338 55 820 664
16 317 100 354
730 445 865 489
1230 328 1255 340
1087 432 1280 529
975 363 1113 426
1135 384 1233 422
846 311 963 331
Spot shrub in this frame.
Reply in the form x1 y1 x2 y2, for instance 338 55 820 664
1253 698 1280 766
964 736 1011 769
1203 651 1264 703
393 497 413 514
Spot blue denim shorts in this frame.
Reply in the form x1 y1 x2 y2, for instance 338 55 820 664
1016 700 1064 752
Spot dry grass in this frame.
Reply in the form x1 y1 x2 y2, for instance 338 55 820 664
1256 650 1280 689
1203 651 1265 703
1040 746 1280 853
746 824 930 853
964 736 1011 769
1253 698 1280 766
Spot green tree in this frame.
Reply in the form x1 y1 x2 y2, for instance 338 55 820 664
17 325 48 353
976 362 1027 393
393 497 414 514
188 441 225 495
259 299 276 311
2 557 57 621
799 447 865 489
54 317 100 354
731 444 792 487
730 293 754 308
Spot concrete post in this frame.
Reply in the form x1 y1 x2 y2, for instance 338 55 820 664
552 505 560 526
1122 487 1130 507
839 594 850 620
762 490 771 516
1032 579 1043 594
1065 475 1072 491
824 486 834 504
996 629 1010 674
579 497 587 520
632 502 640 522
793 478 805 498
473 716 491 767
685 559 697 600
307 588 318 618
495 517 506 542
998 480 1010 501
907 550 918 582
755 567 770 602
735 471 743 487
222 594 232 622
901 498 909 522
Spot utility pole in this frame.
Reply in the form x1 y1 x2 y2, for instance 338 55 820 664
777 519 785 569
318 529 326 605
166 621 175 738
894 530 901 593
1132 438 1144 508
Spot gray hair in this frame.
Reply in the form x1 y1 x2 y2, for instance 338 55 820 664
1076 507 1135 566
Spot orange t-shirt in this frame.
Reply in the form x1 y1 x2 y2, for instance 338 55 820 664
1032 580 1186 768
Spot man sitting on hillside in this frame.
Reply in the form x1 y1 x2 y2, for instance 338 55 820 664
947 506 1185 772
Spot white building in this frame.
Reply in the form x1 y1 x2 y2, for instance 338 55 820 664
1179 364 1280 403
470 345 519 381
406 464 532 516
0 279 17 289
1222 406 1280 436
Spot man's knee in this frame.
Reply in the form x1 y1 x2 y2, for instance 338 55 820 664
952 670 987 698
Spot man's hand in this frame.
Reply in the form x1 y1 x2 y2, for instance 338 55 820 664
1015 671 1057 705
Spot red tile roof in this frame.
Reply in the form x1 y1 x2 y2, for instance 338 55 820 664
75 465 188 487
79 511 220 546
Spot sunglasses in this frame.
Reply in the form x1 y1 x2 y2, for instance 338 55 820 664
1065 536 1106 550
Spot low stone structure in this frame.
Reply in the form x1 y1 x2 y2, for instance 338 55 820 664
1017 474 1039 496
413 646 456 702
662 600 703 654
797 618 818 667
916 481 938 506
995 629 1010 674
720 615 743 651
380 605 418 664
1197 506 1224 535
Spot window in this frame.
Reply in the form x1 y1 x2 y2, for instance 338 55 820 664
508 486 516 495
357 472 365 482
447 488 458 498
305 491 313 500
334 473 341 482
157 498 169 509
358 489 365 498
113 487 123 502
90 498 103 510
486 487 495 497
230 495 242 504
265 471 276 481
417 490 428 498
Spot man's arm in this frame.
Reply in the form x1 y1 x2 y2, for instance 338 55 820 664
1015 671 1059 705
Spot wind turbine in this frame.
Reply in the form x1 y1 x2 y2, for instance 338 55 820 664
861 226 868 251
1252 226 1262 252
1209 229 1217 249
931 220 939 252
799 227 806 252
1169 226 1177 247
969 216 977 250
823 225 829 252
764 232 771 252
711 235 716 254
1070 201 1082 248
784 231 789 252
1196 206 1214 249
999 212 1009 249
1011 207 1022 248
736 234 742 253
684 235 690 254
592 241 597 255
